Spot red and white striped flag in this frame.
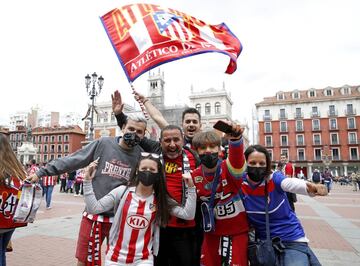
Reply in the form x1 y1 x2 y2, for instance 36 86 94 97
100 3 242 82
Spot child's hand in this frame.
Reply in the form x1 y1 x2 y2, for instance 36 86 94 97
84 158 99 181
182 172 195 188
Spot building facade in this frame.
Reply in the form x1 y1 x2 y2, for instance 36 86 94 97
31 125 86 163
256 85 360 177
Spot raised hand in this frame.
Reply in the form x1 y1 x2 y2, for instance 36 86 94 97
84 158 100 181
111 90 124 115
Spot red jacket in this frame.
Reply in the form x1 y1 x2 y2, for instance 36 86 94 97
0 176 27 229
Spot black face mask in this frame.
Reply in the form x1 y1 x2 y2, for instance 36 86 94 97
123 132 140 147
199 152 219 169
138 171 160 186
247 166 268 183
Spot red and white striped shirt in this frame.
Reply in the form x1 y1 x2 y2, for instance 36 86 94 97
42 176 56 186
107 191 156 264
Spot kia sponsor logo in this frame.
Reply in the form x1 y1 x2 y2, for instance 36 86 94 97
126 215 149 229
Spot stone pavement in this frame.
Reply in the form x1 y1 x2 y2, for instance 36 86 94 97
6 183 360 266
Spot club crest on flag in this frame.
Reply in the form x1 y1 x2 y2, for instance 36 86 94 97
152 11 193 42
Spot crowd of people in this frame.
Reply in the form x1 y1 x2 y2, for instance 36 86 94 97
1 89 334 266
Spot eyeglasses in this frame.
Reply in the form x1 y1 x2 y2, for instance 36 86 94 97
141 152 160 159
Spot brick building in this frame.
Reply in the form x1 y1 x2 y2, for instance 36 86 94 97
31 125 86 163
256 85 360 177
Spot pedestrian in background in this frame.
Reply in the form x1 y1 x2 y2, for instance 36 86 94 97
74 168 84 197
0 134 27 266
59 172 67 192
41 163 56 210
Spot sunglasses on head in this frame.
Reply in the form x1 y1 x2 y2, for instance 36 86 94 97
141 152 160 159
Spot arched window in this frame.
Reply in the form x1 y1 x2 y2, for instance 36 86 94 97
195 103 201 114
205 103 211 115
215 102 221 114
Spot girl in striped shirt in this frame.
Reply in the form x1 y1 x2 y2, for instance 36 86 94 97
83 152 196 266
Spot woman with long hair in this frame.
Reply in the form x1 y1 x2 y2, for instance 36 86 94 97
241 144 327 265
0 133 27 265
83 152 196 266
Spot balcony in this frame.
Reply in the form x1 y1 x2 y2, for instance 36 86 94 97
312 126 321 131
348 139 358 145
310 111 321 118
279 113 288 120
350 155 359 161
294 112 304 119
345 108 357 116
327 110 338 117
263 114 272 121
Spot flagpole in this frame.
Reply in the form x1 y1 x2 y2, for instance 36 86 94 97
130 82 149 120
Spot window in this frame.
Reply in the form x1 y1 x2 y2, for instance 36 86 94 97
103 112 108 123
44 136 49 142
279 109 286 119
293 92 300 99
280 135 288 146
325 89 332 96
314 148 322 160
329 105 337 116
311 106 319 117
296 120 303 131
111 113 116 122
343 87 350 95
57 145 62 153
329 118 337 130
205 103 211 115
195 104 201 114
43 154 48 162
309 90 316 97
347 117 355 129
38 136 42 142
264 122 272 133
297 149 305 161
280 149 289 158
44 145 48 153
346 104 354 115
64 144 69 153
215 102 221 114
64 135 69 142
349 132 357 144
313 134 321 145
277 93 284 100
97 114 101 123
332 148 340 160
265 136 272 147
50 155 55 161
295 108 302 118
57 135 62 142
296 134 304 145
38 145 42 153
312 119 320 130
280 121 287 132
330 133 338 145
50 144 55 153
350 148 358 160
267 150 273 161
57 155 62 159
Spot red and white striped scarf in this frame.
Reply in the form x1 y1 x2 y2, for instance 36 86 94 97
83 212 114 266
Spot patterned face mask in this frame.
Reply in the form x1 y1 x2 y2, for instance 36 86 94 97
123 132 140 147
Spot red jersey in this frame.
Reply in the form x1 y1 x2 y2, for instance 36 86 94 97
0 176 27 229
42 176 56 186
164 150 196 228
284 162 294 177
192 139 249 236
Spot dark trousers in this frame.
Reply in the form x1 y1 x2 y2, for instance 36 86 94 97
60 179 66 192
155 227 197 266
74 182 83 195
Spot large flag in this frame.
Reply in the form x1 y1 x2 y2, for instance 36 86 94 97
101 3 242 82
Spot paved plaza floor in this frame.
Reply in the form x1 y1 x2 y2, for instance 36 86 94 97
6 183 360 265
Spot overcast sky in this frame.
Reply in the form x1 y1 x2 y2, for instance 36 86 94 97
1 0 359 128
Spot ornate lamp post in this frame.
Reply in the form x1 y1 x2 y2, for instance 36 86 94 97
85 72 104 140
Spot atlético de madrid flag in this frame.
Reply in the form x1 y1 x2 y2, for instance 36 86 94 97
101 3 242 82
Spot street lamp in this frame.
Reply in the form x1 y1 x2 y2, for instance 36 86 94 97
85 72 104 140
